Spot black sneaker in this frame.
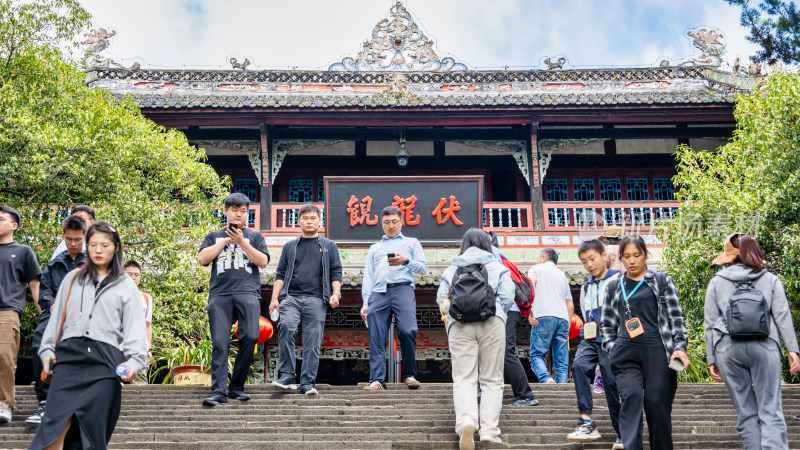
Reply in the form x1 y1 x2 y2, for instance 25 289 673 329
202 393 229 407
228 390 251 401
510 397 539 407
25 401 46 424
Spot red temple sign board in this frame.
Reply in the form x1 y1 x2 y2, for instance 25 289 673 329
325 176 483 241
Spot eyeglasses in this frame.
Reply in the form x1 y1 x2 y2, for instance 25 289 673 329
383 220 401 226
64 237 83 244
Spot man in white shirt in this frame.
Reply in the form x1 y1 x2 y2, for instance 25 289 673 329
124 260 153 384
527 248 573 383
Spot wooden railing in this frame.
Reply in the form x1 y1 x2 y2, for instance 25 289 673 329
266 201 679 232
543 201 680 230
483 202 532 229
271 203 325 231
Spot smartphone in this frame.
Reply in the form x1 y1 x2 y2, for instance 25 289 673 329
387 253 396 259
668 359 685 372
228 222 238 231
47 359 55 373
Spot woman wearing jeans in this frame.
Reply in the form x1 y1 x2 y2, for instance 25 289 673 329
705 233 800 449
600 235 689 450
437 228 514 450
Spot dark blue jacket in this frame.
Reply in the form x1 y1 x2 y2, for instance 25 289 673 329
275 236 342 302
39 250 86 313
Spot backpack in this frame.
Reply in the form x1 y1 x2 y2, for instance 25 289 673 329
717 272 770 340
448 263 496 323
499 256 534 318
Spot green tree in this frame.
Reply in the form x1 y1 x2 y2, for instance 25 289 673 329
661 71 800 381
726 0 800 65
0 0 230 352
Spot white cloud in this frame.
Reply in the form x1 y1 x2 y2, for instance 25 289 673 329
79 0 759 70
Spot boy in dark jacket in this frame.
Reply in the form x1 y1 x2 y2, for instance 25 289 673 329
269 204 342 395
26 214 86 424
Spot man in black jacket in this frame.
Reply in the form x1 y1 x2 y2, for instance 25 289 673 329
269 204 342 395
26 214 86 424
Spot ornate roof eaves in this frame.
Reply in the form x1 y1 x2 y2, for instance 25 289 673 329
115 89 734 110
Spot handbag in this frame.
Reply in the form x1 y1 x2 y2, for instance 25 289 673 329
40 276 77 384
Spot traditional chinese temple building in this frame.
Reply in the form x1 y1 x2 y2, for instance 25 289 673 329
86 2 759 383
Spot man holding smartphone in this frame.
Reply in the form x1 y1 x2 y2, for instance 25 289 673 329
269 204 342 395
361 206 428 391
198 193 269 407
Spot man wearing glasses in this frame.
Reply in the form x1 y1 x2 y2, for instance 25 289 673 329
361 206 428 391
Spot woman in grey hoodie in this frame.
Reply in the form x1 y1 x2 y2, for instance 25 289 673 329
30 222 148 450
705 233 800 450
437 228 514 450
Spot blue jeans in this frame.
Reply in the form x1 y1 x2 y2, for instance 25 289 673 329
529 316 569 383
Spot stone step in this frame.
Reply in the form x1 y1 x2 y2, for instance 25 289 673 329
4 384 799 449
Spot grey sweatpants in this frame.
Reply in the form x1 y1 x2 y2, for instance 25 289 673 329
714 335 789 450
277 295 328 390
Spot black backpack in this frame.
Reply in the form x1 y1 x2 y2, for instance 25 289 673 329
717 272 770 340
449 263 496 323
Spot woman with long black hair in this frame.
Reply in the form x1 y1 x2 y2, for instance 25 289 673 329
600 234 689 450
705 233 799 449
30 221 147 450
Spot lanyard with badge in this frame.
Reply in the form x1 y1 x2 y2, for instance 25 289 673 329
583 279 606 340
621 277 645 338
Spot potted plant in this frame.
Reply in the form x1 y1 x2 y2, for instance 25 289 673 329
150 331 235 386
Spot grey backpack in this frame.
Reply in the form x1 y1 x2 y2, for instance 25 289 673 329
717 272 770 340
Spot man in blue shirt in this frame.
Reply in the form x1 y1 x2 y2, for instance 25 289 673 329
361 206 428 390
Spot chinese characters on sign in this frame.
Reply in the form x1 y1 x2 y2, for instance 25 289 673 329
346 195 379 227
432 195 464 226
347 194 465 228
392 195 421 226
326 176 482 241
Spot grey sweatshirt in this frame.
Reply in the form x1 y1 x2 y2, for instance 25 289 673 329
436 247 515 333
704 264 799 365
39 270 148 373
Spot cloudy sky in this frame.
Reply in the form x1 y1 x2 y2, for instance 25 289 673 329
78 0 760 71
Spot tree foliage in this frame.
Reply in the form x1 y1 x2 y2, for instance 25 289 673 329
661 72 800 381
726 0 800 65
0 0 230 351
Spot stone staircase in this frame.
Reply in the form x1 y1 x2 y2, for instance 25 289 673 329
2 383 799 449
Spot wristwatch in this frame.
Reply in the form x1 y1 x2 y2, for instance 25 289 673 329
402 259 410 266
333 291 342 298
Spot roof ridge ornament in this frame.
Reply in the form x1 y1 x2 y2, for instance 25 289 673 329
329 1 467 72
661 27 725 68
81 28 139 72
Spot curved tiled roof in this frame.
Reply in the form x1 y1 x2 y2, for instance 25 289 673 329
88 66 756 109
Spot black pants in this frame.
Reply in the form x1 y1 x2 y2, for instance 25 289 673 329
610 344 677 450
207 293 260 395
31 312 51 402
573 340 621 436
504 311 534 401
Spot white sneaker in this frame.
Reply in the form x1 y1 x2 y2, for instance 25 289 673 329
0 401 11 422
479 435 502 444
459 423 476 450
271 380 298 390
303 387 319 396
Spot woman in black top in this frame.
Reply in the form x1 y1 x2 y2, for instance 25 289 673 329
600 235 689 450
